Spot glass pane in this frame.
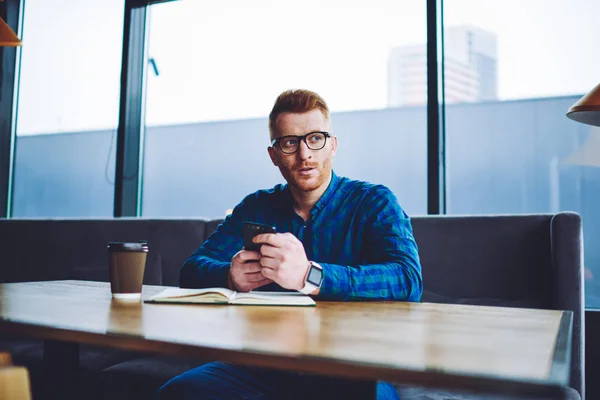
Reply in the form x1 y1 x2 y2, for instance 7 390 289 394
12 0 124 217
443 0 600 308
142 0 427 218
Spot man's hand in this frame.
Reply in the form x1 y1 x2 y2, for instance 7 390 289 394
228 249 273 292
253 232 311 291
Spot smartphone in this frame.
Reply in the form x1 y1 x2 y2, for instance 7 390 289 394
243 221 277 251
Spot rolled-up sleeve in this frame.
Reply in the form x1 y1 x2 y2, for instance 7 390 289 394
317 187 422 301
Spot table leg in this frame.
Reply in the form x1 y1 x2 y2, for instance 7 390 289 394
43 340 79 400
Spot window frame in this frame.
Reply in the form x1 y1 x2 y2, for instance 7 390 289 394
0 0 444 218
0 0 23 217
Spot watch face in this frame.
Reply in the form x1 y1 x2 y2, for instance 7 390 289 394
307 265 323 286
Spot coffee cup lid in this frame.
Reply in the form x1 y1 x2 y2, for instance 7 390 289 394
107 241 148 252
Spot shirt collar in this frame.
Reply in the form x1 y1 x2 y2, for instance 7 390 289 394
310 170 338 218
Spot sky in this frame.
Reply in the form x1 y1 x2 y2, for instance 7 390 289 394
14 0 600 135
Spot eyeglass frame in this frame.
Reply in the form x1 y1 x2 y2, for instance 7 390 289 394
270 131 332 154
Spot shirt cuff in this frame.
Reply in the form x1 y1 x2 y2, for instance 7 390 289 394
317 263 350 301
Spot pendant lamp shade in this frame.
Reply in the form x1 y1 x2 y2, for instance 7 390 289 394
567 83 600 127
0 15 21 46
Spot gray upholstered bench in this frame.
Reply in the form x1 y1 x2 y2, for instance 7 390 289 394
0 213 584 399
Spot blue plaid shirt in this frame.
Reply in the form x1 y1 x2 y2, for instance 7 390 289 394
180 172 422 301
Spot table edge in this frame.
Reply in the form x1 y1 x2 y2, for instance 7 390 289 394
549 310 573 386
0 319 571 398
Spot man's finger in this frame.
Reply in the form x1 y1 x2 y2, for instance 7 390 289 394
257 244 277 259
260 267 276 280
240 262 262 273
238 249 261 262
246 278 273 291
258 256 277 269
245 271 268 282
252 232 284 247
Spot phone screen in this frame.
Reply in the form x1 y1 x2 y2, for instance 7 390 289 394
242 221 277 251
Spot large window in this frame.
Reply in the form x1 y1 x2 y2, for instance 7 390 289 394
6 0 599 309
442 0 600 307
11 0 124 217
141 0 428 218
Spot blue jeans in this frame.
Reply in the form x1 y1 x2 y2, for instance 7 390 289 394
157 362 400 400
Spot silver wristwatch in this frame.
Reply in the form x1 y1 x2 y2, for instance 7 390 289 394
299 261 324 295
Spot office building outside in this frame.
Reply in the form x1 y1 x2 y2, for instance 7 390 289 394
387 25 498 106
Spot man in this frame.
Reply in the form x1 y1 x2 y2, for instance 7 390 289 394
158 89 422 400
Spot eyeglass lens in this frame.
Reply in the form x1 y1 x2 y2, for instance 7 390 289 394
279 132 327 153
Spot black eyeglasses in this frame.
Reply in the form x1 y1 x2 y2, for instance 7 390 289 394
271 131 331 154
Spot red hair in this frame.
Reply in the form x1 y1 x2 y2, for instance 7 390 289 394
268 89 330 139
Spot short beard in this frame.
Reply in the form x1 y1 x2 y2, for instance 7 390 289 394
283 159 332 193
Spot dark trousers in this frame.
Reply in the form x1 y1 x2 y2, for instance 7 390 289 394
157 362 400 400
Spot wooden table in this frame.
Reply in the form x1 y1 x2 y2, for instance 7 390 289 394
0 280 572 399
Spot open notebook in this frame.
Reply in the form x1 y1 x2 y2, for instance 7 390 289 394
145 287 316 306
